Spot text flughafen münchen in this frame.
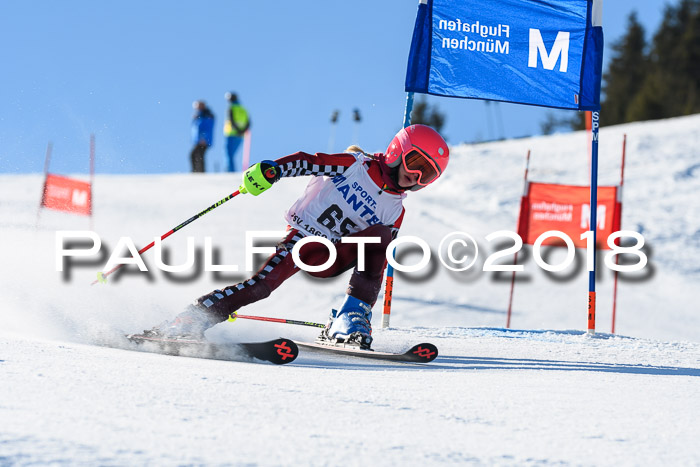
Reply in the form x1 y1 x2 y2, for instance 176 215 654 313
438 19 511 54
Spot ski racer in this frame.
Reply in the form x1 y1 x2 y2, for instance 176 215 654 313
145 124 449 349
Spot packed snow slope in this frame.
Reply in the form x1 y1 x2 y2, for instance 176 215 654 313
1 114 699 465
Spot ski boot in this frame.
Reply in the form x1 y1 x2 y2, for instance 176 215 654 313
318 295 373 349
145 304 220 340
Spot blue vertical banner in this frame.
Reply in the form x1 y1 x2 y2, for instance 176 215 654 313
406 0 603 110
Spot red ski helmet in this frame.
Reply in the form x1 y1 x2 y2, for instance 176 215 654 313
385 124 449 191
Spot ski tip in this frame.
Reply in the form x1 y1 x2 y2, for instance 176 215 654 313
405 343 439 363
257 338 299 365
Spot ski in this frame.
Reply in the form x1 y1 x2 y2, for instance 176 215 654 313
295 341 438 363
126 333 299 365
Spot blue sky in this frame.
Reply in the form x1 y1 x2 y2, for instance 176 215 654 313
0 0 667 175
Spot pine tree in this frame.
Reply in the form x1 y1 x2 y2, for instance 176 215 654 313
676 0 700 115
600 12 648 126
628 0 700 120
410 96 446 134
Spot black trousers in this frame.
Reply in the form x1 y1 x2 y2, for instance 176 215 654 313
190 143 208 172
196 225 393 322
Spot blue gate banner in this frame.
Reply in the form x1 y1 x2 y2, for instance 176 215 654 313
405 0 603 110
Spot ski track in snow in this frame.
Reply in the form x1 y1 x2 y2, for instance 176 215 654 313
1 115 700 465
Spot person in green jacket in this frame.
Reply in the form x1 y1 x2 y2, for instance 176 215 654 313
224 92 250 172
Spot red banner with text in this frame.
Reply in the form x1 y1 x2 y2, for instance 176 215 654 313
41 174 92 216
517 182 620 249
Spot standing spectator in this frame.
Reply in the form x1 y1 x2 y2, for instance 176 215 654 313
190 100 215 173
223 92 250 172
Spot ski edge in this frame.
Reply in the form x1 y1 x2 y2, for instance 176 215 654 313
125 335 299 365
295 341 438 363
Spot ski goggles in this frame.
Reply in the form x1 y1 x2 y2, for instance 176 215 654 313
402 149 441 186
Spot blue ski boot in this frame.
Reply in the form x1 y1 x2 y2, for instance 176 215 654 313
150 304 220 340
322 295 373 349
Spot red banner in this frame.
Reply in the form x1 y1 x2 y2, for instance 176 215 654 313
517 182 620 249
41 174 92 216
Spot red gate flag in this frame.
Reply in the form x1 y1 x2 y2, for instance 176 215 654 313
41 174 92 216
517 182 621 249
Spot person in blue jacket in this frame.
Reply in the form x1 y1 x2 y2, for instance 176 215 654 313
190 100 215 173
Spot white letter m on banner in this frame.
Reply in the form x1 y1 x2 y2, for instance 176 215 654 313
528 29 570 72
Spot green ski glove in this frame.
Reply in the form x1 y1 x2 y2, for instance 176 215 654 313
239 160 281 196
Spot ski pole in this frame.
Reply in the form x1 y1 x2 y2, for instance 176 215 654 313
228 311 325 329
92 189 243 285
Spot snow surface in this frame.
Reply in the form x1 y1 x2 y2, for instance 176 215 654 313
2 114 700 465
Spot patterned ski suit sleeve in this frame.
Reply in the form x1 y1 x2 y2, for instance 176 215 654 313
275 152 357 178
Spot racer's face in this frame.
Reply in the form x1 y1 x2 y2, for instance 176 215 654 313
397 163 419 188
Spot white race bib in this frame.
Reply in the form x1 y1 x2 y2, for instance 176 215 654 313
284 153 405 242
